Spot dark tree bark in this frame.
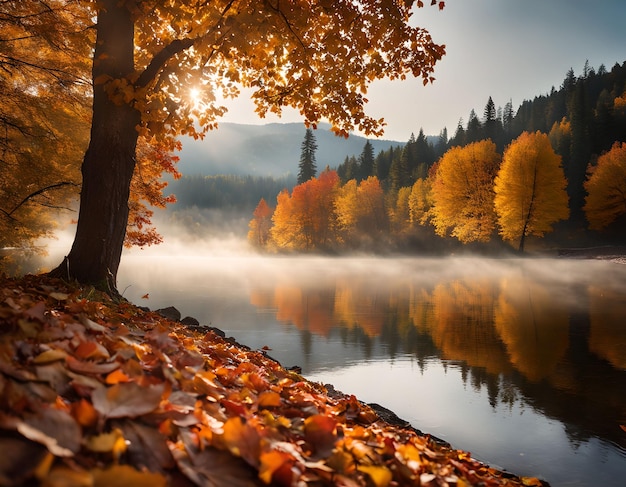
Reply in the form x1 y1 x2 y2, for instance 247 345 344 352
49 1 139 293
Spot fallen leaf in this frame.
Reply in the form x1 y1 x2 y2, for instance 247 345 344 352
0 435 49 486
84 428 127 456
71 398 99 427
304 414 337 457
258 390 282 408
357 465 392 487
92 382 165 419
43 466 93 487
49 292 69 301
17 408 82 457
91 464 167 487
259 450 294 485
105 368 131 384
32 349 67 365
66 355 120 375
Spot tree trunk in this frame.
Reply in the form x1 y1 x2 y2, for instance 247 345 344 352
49 1 139 293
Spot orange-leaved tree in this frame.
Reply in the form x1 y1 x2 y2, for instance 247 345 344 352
271 170 340 251
34 0 447 292
430 140 501 243
494 131 569 252
583 141 626 231
0 1 90 265
248 198 274 248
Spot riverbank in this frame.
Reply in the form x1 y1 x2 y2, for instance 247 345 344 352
0 274 548 486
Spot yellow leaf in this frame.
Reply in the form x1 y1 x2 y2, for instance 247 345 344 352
84 428 127 455
33 349 67 364
357 465 392 487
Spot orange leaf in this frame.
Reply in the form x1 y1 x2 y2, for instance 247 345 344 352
71 399 99 427
259 450 294 485
75 341 110 360
106 369 130 385
258 391 282 408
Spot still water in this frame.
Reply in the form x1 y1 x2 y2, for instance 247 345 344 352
117 246 626 487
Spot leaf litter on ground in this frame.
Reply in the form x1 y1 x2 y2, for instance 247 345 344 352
0 274 549 486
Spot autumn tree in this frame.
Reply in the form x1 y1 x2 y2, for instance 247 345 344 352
583 142 626 231
334 179 359 243
355 176 388 238
297 128 318 184
494 131 569 252
0 1 91 267
271 170 339 251
430 140 501 243
35 0 446 292
247 198 273 248
408 178 433 226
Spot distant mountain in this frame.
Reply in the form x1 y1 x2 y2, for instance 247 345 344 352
176 122 403 177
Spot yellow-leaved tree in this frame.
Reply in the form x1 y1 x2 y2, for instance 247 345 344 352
408 177 433 225
28 0 447 292
494 131 569 252
430 140 501 243
583 142 626 231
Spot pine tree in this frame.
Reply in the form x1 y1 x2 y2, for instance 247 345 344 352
358 140 375 180
297 128 318 184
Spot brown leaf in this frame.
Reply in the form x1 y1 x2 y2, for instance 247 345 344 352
92 382 165 419
170 441 263 487
17 407 82 457
66 355 120 375
0 435 49 486
118 420 175 471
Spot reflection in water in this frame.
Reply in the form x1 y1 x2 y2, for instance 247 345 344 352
115 251 626 487
588 286 626 370
494 277 570 382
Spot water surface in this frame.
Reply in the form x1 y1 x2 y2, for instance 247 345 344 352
116 246 626 487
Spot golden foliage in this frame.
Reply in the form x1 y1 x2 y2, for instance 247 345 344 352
408 178 433 226
494 132 569 251
430 140 501 243
0 1 92 261
583 142 626 230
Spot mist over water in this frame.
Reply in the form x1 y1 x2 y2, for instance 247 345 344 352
37 226 626 487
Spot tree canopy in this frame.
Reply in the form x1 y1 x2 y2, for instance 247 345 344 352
494 132 569 251
11 0 446 291
584 141 626 231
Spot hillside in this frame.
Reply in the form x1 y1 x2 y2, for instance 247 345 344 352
177 122 403 177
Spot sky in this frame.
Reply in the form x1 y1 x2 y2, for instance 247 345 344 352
217 0 626 142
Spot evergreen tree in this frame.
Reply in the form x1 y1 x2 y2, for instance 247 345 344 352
483 96 501 147
358 140 375 180
297 128 318 184
466 109 482 143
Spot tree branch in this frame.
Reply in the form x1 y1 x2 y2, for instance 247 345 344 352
2 181 79 220
134 0 238 89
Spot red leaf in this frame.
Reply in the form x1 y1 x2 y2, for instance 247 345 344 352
304 415 337 457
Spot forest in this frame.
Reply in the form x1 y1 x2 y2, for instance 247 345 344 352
244 61 626 254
